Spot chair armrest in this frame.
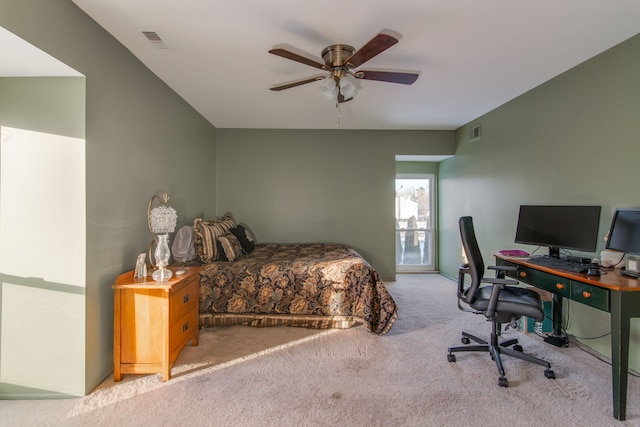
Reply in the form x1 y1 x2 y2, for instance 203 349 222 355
488 265 518 272
481 277 518 286
481 276 519 319
484 282 504 319
488 264 517 279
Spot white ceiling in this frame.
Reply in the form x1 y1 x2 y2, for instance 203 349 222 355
7 1 640 130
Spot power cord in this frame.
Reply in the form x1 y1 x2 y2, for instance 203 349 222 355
566 335 640 378
541 299 640 378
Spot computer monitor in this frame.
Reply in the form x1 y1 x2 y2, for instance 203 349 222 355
514 205 601 258
605 209 640 256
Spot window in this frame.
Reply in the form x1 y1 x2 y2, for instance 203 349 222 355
395 174 435 272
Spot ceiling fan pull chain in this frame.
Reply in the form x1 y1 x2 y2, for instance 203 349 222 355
336 102 341 128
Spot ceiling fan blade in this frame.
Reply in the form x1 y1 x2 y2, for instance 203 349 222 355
346 33 399 68
357 70 419 85
270 75 326 91
269 48 327 70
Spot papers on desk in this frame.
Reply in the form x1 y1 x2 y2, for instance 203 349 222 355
498 249 530 257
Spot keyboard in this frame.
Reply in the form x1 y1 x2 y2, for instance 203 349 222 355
621 269 640 278
526 256 598 273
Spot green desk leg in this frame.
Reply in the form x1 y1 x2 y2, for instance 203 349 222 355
610 291 629 421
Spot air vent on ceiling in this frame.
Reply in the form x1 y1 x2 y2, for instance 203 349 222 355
142 31 167 49
469 124 481 142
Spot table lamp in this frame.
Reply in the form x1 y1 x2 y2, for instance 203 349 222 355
148 191 177 282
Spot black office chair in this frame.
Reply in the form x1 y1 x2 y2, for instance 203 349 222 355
447 216 555 387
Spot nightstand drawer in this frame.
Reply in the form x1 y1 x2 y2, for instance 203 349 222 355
170 308 198 356
170 273 198 320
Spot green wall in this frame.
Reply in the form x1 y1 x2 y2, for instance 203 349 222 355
440 33 640 370
396 161 440 175
216 129 454 280
0 77 85 137
0 0 217 397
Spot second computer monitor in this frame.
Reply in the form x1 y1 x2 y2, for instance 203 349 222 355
605 208 640 256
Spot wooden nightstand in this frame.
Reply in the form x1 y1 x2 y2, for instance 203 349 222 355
112 266 200 381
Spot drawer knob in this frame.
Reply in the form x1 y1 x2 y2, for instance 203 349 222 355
556 283 564 290
582 291 592 299
183 294 190 304
182 322 189 332
519 271 527 278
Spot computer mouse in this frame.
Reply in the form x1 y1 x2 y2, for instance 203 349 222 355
587 268 600 276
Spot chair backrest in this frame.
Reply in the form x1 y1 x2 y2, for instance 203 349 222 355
457 216 485 304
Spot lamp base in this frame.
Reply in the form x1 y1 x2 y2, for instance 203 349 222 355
152 233 173 282
152 267 173 282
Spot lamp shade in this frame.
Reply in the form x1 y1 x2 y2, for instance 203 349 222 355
149 204 177 234
339 74 357 99
320 77 338 100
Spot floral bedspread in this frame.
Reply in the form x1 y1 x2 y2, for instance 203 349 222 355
198 243 397 334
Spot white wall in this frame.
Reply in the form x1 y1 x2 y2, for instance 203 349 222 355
0 76 86 396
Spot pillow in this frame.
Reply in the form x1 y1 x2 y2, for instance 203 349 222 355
193 214 237 263
231 224 256 254
216 233 244 262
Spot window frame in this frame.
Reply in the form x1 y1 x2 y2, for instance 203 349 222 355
395 173 436 273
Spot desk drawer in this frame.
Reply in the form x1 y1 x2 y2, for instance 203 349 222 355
516 267 571 297
571 281 609 311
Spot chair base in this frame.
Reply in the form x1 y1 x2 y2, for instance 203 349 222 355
447 323 556 387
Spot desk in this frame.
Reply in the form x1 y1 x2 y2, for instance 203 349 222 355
495 254 640 421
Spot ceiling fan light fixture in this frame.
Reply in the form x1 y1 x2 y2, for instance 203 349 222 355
339 74 358 99
320 77 338 100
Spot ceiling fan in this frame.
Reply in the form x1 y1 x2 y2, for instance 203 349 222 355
269 32 419 103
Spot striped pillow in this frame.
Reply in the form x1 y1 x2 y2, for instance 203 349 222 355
193 215 237 263
217 233 244 262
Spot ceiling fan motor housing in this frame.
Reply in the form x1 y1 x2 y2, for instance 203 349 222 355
321 44 355 79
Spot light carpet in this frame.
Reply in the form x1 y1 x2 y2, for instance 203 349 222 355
1 274 639 426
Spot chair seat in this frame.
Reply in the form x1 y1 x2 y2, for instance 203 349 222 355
470 286 544 321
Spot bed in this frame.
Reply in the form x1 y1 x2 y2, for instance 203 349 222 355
191 217 397 335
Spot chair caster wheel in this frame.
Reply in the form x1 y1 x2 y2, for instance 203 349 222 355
513 344 523 352
447 354 456 363
461 336 470 345
544 369 556 379
498 376 509 387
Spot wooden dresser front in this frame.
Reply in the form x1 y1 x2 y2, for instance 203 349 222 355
112 266 200 381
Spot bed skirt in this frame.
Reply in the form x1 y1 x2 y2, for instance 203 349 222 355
199 313 361 330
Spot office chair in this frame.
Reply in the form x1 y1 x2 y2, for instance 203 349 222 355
447 216 555 387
